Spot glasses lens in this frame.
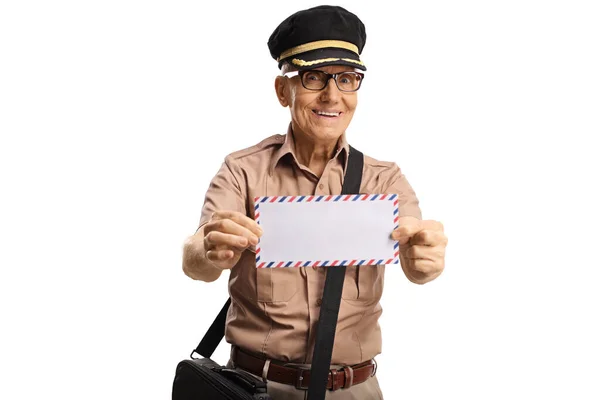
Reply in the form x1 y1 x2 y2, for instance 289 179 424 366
301 70 328 90
336 72 362 92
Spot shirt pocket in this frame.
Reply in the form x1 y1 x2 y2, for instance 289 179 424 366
341 266 359 300
342 265 385 302
358 265 385 302
256 267 301 303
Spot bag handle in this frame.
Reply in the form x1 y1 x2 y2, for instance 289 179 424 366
191 298 230 358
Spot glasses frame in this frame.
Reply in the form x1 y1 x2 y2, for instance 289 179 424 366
282 69 365 92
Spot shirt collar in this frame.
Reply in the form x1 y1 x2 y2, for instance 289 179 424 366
269 123 350 176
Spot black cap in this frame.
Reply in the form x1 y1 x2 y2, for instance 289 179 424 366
268 5 367 71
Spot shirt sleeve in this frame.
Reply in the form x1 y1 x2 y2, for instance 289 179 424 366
384 163 423 220
198 156 247 229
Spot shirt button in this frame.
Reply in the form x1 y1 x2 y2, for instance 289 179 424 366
318 183 324 190
316 298 322 306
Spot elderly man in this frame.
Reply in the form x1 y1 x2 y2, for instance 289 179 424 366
182 5 447 399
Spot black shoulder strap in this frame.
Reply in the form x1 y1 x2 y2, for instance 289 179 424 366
192 298 231 358
307 145 363 400
192 146 365 385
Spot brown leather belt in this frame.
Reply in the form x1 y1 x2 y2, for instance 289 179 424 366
231 346 376 391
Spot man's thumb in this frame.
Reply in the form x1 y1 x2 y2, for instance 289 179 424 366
392 217 422 244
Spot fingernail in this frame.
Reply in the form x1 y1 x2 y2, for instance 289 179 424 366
250 236 259 245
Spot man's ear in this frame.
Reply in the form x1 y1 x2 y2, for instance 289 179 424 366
274 76 288 107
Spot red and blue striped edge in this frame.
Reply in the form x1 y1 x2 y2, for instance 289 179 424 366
253 194 401 268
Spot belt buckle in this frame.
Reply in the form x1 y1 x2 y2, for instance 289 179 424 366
294 366 310 390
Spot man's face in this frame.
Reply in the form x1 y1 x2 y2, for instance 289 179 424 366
277 65 359 143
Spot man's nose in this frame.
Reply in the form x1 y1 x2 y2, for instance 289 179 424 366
319 77 341 102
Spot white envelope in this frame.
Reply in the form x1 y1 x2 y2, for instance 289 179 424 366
254 194 400 268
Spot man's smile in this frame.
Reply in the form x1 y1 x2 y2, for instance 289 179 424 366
312 109 342 118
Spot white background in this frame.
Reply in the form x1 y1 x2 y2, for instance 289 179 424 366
1 1 599 399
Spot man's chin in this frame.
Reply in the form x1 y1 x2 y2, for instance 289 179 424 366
294 120 350 141
308 128 346 143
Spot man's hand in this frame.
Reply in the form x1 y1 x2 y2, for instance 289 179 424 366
203 211 263 270
391 216 448 284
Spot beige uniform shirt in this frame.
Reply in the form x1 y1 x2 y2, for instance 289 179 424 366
199 126 422 365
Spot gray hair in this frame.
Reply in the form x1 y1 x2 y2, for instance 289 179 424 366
280 62 298 75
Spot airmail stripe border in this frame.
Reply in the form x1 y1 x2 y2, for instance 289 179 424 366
256 193 397 204
254 194 401 268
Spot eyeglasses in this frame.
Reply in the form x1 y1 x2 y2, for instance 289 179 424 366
283 70 365 92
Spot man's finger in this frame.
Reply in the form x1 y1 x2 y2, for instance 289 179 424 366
392 228 419 245
409 258 439 274
229 212 263 237
392 220 422 245
206 219 259 245
404 244 439 261
211 210 241 221
410 230 447 246
212 210 263 237
205 231 251 251
392 218 444 243
206 249 234 263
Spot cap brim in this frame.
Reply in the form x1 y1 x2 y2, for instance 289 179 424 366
280 48 367 71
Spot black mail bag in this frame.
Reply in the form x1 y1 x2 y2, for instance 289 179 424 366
172 299 271 400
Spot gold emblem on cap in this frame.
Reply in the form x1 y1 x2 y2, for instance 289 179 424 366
291 57 365 67
278 40 360 62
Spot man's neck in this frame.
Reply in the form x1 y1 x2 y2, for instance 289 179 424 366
291 129 341 178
